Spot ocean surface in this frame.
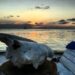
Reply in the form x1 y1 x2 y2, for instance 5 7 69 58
0 29 75 52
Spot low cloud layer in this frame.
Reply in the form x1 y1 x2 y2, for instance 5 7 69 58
56 18 75 25
35 6 50 9
4 15 20 19
67 18 75 21
58 20 69 24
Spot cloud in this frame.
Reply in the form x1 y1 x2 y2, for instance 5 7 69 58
4 15 20 19
58 20 69 24
10 15 14 17
58 18 75 25
17 16 20 17
67 18 75 21
35 6 41 9
44 6 50 9
5 15 14 19
35 6 50 9
6 16 10 19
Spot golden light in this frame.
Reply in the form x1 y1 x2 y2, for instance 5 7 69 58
14 10 52 24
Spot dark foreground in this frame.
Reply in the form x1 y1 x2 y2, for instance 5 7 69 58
0 60 57 75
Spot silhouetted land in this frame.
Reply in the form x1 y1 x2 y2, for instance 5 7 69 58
0 24 75 29
0 24 33 29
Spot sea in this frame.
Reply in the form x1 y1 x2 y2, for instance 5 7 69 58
0 29 75 52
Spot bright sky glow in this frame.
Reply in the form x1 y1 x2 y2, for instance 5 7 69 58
0 0 75 24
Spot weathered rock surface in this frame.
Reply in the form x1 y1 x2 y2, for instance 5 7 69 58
0 33 54 69
66 41 75 50
0 60 57 75
0 33 57 75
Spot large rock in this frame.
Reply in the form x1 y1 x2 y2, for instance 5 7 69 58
0 33 54 69
6 40 54 69
0 60 57 75
66 41 75 50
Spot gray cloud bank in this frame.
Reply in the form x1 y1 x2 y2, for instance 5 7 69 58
35 6 50 9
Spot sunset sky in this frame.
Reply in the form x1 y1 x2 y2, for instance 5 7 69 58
0 0 75 24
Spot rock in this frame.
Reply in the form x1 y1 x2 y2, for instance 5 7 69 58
0 60 57 75
0 33 56 75
6 40 54 69
0 33 54 69
66 41 75 50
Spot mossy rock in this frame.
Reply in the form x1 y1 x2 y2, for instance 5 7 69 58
0 60 57 75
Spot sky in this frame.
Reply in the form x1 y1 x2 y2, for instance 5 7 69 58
0 0 75 24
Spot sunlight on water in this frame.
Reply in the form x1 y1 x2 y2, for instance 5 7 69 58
0 29 75 52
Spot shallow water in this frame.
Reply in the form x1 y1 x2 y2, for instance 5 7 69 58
0 29 75 52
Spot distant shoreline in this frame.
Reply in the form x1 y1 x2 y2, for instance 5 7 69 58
0 28 75 29
0 24 75 29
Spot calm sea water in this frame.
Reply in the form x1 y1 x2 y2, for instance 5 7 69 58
0 29 75 52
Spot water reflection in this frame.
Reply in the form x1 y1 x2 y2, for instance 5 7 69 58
0 29 75 51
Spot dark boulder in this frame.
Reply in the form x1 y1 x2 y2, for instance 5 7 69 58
66 41 75 50
0 60 57 75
